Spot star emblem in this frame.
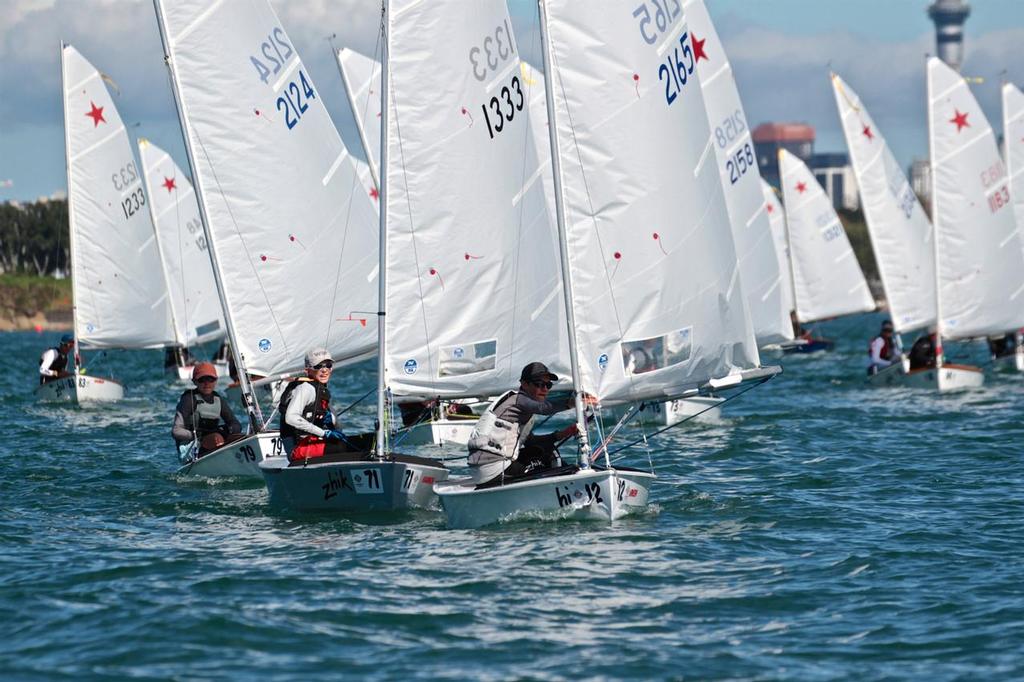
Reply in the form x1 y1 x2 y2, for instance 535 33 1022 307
862 124 874 141
162 177 176 192
85 101 106 127
369 187 379 200
950 109 969 132
692 33 708 63
796 181 807 194
766 202 774 214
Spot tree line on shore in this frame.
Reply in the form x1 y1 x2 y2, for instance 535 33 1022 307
0 199 69 277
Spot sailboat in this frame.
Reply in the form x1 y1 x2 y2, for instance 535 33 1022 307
830 72 947 387
924 57 1024 388
137 138 227 381
762 180 795 325
777 148 876 351
39 43 177 404
153 0 381 478
436 0 777 528
260 0 576 512
998 82 1024 371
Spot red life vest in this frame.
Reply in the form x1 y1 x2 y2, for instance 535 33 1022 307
867 335 894 361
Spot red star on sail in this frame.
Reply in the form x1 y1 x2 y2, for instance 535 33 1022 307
369 187 379 200
85 101 106 127
766 202 774 214
692 33 708 62
862 124 874 141
950 109 970 132
162 177 176 192
796 181 807 194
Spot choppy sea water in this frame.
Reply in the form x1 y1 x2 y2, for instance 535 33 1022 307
2 313 1023 680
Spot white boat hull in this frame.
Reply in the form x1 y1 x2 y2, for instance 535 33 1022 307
606 396 723 427
177 430 284 479
260 454 449 512
435 466 655 529
395 418 478 447
867 363 984 391
166 363 194 381
34 374 125 403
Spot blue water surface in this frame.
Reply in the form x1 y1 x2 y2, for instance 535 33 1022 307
1 314 1022 680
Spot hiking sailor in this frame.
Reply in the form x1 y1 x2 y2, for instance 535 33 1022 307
172 362 242 462
467 362 587 485
278 347 348 460
39 334 75 385
867 319 898 375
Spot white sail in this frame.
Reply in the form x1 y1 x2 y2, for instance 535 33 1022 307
928 57 1024 339
778 149 874 323
339 47 555 237
542 0 759 405
155 0 379 377
383 0 567 399
683 0 792 345
62 45 175 350
137 138 226 347
761 180 794 315
1003 82 1024 264
831 73 936 334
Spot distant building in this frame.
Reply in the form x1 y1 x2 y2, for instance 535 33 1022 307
753 122 858 211
910 158 932 209
928 0 971 72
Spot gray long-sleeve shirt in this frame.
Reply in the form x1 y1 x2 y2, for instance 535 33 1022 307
172 391 241 445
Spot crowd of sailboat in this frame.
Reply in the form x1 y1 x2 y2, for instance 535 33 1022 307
38 0 1024 528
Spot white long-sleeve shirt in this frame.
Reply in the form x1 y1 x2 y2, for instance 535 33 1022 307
39 348 62 378
284 382 327 439
868 336 894 368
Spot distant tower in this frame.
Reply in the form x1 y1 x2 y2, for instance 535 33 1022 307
928 0 971 71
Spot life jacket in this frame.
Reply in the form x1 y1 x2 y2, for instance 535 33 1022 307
868 335 894 362
41 346 69 375
182 389 224 439
278 377 331 441
467 390 531 461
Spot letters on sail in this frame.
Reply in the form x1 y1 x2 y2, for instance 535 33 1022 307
62 44 175 350
542 0 760 406
155 0 379 376
382 0 568 399
684 0 793 346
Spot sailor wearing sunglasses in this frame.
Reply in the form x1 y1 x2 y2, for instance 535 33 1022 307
277 347 348 459
467 362 588 485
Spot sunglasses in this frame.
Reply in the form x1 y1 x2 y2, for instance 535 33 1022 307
313 361 334 370
196 376 217 384
530 380 553 389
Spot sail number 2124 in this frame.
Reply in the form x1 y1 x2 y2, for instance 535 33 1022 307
250 28 316 132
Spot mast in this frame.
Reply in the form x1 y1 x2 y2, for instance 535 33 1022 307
537 0 591 465
151 0 264 429
335 47 381 192
926 58 945 369
59 42 82 371
374 0 389 458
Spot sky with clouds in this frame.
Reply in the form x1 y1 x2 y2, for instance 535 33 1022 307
1 0 1022 202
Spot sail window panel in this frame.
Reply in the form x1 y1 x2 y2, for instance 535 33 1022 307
437 340 498 377
621 327 693 376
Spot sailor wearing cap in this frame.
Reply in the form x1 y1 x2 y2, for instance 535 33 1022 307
466 362 581 485
171 362 242 462
277 347 347 459
867 319 898 375
38 334 75 385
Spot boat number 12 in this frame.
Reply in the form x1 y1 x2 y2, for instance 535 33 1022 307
555 482 604 508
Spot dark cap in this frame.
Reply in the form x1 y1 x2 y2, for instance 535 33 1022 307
520 362 558 383
60 333 74 345
881 319 894 332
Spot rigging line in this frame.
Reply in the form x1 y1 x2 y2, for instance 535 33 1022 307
606 373 775 458
336 386 375 418
189 122 290 363
389 28 439 393
548 30 640 403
